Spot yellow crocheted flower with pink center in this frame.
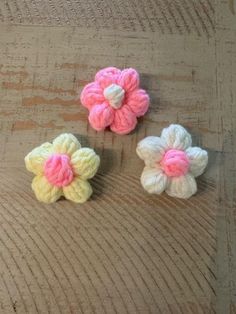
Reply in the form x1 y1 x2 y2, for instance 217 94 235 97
25 134 100 204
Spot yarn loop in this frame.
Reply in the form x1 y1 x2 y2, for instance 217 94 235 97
44 154 74 187
103 83 125 109
160 149 189 177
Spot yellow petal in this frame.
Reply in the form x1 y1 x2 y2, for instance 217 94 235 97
71 148 100 179
32 175 62 203
53 133 81 156
25 142 53 175
63 178 92 203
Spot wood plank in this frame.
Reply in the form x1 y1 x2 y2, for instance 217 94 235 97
215 0 236 312
0 0 235 312
0 0 215 35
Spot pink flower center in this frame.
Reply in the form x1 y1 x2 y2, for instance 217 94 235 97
160 149 189 177
44 154 74 187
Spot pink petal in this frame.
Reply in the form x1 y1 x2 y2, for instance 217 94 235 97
95 67 121 89
80 82 104 110
126 89 149 117
89 102 115 131
118 68 140 92
110 105 137 135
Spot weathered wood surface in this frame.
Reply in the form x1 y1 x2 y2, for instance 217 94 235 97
0 1 235 313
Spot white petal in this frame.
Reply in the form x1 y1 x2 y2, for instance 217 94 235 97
165 174 197 199
136 136 166 167
161 124 192 150
141 166 168 194
186 147 208 177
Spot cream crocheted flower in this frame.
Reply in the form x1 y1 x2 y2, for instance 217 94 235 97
25 134 100 204
136 124 208 199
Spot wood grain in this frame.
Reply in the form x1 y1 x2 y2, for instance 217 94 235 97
0 0 235 313
0 0 215 35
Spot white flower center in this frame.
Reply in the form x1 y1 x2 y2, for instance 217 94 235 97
103 84 125 109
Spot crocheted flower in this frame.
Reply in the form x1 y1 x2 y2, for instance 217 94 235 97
136 124 208 199
25 134 100 204
80 67 149 135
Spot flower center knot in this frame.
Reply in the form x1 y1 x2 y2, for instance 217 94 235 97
44 154 74 187
103 83 125 109
161 149 189 177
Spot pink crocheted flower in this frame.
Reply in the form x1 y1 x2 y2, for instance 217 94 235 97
80 67 150 135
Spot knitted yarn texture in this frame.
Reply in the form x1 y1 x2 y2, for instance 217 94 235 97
80 67 149 135
25 134 100 204
136 124 208 199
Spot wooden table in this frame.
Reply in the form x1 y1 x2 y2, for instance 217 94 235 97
0 1 235 313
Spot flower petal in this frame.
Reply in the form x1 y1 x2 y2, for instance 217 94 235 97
25 142 53 175
80 82 105 110
161 124 192 150
186 147 208 177
95 67 121 89
88 103 115 131
136 136 166 167
63 178 92 203
110 105 137 135
126 89 149 117
141 166 168 194
71 148 100 179
32 175 62 203
118 68 140 92
165 174 197 199
53 133 81 156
